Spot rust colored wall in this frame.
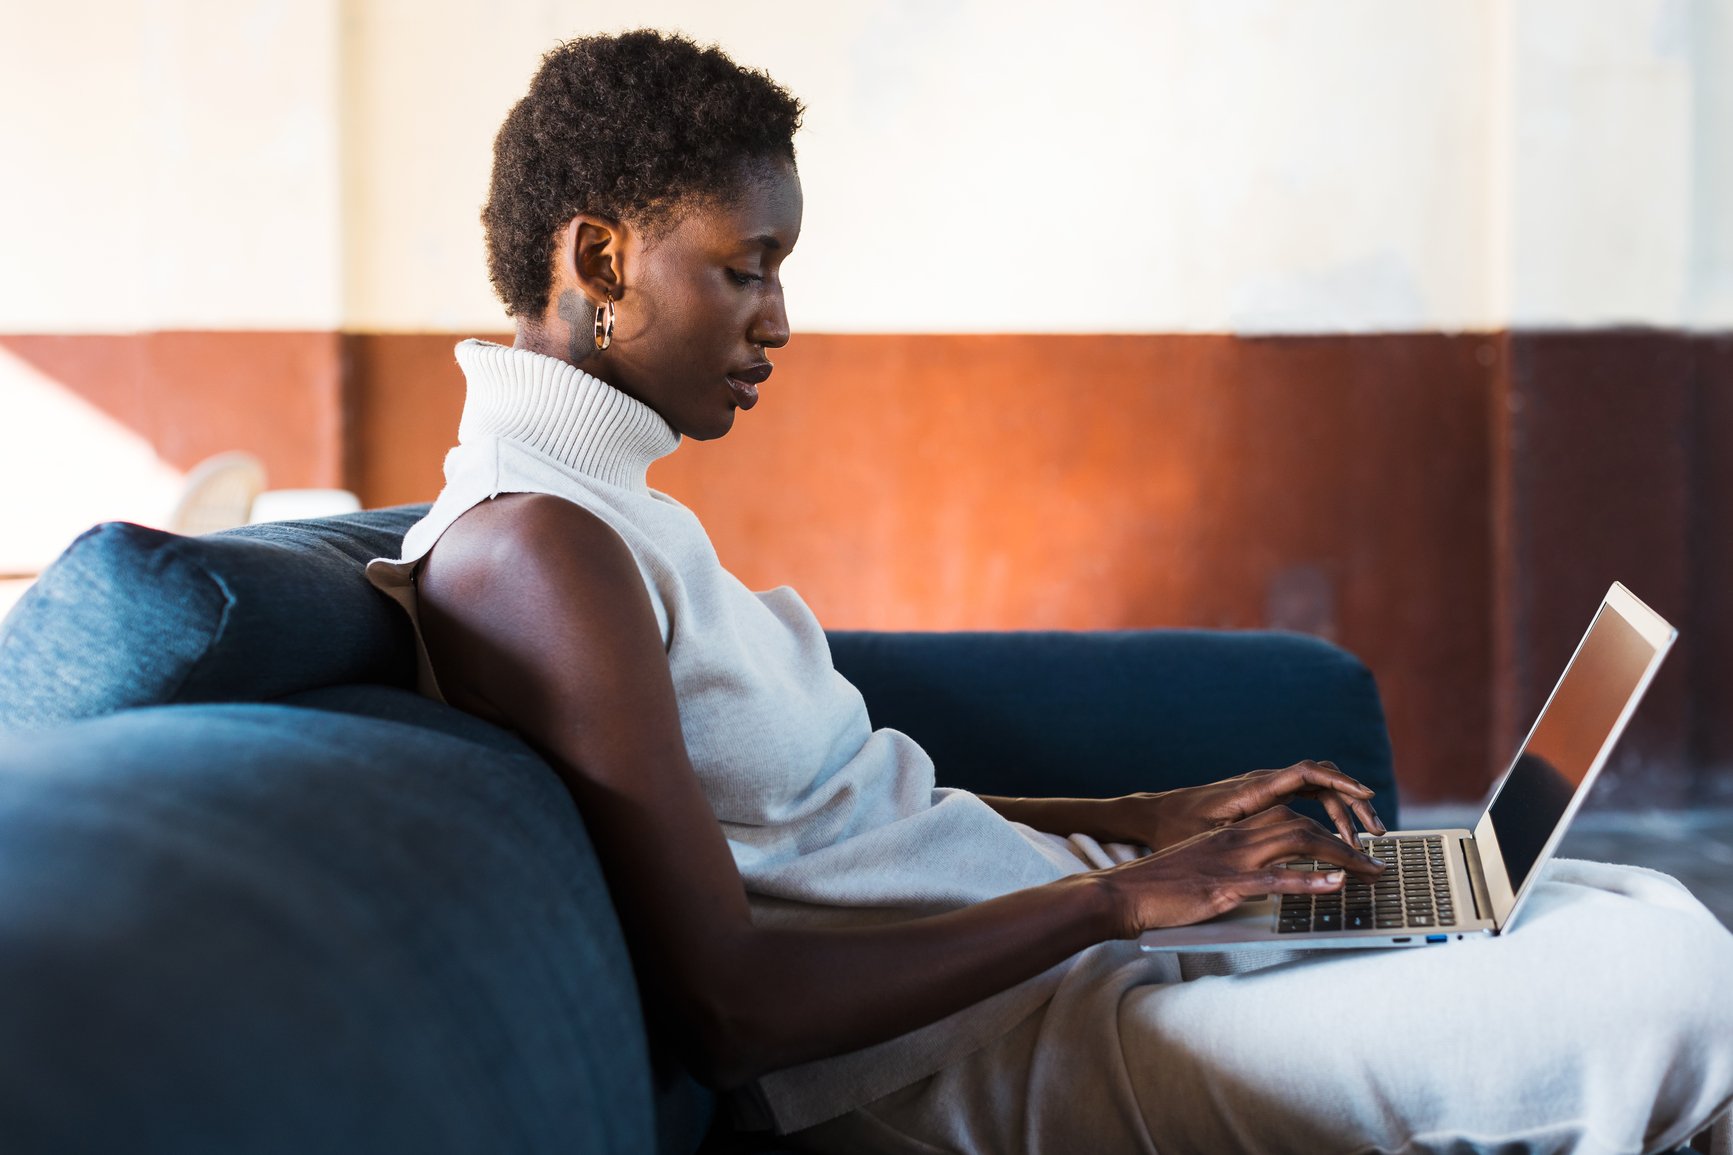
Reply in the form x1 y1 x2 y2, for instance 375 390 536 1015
1492 332 1721 809
347 331 1499 803
9 327 1725 807
1692 335 1733 799
0 331 345 488
344 333 483 505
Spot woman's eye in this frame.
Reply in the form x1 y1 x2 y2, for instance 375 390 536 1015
727 268 762 286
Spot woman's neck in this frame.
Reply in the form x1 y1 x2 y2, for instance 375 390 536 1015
455 339 680 491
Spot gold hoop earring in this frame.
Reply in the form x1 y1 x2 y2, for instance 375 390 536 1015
593 295 616 351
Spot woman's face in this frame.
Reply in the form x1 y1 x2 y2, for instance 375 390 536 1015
587 159 803 441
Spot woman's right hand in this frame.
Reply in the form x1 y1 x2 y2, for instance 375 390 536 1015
1095 813 1386 938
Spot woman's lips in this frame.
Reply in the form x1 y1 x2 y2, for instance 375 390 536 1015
725 376 759 410
726 362 772 410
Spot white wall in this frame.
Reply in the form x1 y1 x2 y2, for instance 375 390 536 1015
0 0 344 331
1688 0 1733 325
1 0 1729 335
1503 0 1707 326
338 0 1502 334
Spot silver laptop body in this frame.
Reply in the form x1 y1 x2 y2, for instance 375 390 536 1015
1138 581 1677 953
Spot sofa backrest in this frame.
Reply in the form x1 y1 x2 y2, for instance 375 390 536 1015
0 506 432 731
828 628 1398 826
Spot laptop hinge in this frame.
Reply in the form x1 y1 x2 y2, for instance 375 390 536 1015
1459 835 1493 927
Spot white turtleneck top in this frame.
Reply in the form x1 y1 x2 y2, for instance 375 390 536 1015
365 339 1111 1132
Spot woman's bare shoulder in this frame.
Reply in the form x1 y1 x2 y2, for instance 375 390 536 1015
424 492 624 577
416 492 658 729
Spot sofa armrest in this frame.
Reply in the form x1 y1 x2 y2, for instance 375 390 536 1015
0 696 655 1154
826 630 1400 829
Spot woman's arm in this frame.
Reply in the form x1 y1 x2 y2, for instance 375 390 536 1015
980 766 1388 854
417 494 1380 1089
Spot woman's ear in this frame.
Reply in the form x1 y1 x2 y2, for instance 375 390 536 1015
559 213 625 304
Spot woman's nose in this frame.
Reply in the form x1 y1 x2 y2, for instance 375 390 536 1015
751 292 790 349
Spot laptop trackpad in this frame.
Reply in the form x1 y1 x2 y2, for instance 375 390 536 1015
1137 895 1278 950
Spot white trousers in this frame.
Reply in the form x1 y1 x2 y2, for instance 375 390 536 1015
793 860 1733 1154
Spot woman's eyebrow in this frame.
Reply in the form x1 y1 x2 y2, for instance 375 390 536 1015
744 233 782 251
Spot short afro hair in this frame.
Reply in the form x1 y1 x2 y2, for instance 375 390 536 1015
482 30 804 319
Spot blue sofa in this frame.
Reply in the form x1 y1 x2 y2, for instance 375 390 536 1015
0 505 1397 1154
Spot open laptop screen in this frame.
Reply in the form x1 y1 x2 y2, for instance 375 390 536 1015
1488 604 1659 893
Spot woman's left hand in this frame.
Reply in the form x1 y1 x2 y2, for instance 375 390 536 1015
1094 760 1386 852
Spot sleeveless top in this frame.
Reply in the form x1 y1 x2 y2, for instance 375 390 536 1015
365 339 1101 1132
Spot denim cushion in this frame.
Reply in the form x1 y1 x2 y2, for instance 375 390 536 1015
0 696 653 1154
0 505 432 731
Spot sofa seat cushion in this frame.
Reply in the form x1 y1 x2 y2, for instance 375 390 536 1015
0 505 431 731
0 695 652 1154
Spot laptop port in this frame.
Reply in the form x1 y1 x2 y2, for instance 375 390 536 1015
1426 934 1447 943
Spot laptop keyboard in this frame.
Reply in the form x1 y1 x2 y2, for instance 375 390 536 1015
1276 835 1458 934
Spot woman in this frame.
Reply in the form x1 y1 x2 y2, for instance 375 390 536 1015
368 30 1733 1153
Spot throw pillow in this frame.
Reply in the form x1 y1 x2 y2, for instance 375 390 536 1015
0 505 432 731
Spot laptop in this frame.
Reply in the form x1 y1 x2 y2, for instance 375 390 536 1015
1138 581 1677 953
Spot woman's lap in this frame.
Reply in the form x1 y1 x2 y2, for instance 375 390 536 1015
794 861 1733 1154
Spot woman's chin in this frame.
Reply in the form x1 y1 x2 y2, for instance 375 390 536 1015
681 409 738 442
